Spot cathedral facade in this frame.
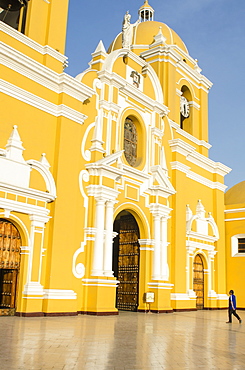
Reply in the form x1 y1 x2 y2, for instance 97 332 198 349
0 0 243 316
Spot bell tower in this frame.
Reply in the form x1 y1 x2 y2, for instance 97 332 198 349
138 0 154 22
0 0 69 55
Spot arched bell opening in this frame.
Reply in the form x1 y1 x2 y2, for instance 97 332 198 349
0 219 21 316
113 211 140 312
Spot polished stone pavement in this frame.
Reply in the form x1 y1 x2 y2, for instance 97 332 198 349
0 310 244 369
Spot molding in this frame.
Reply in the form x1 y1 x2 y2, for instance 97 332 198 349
216 294 229 300
225 208 245 213
186 240 215 252
23 282 44 297
169 138 231 176
0 195 51 218
138 239 154 246
170 161 227 191
0 39 96 102
141 45 212 91
139 247 154 251
148 282 174 290
43 289 77 300
1 80 88 125
187 231 218 243
169 119 211 150
0 181 55 203
171 293 191 300
86 185 119 201
97 69 168 116
82 278 119 287
225 217 245 222
99 100 121 113
0 21 67 64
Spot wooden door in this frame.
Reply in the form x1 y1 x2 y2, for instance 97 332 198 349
115 215 140 311
0 220 21 316
193 254 204 310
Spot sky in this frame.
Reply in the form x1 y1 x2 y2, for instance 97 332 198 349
65 0 245 190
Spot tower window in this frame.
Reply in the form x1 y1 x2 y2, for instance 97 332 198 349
0 0 29 33
238 238 245 253
124 117 137 167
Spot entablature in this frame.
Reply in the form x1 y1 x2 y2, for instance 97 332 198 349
169 138 231 177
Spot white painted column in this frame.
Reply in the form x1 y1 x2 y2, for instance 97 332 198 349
103 200 114 277
23 215 48 296
152 214 161 280
92 197 105 276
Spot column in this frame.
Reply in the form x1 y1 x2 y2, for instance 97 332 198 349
160 216 169 280
92 197 105 276
23 215 48 296
152 214 161 280
103 200 114 277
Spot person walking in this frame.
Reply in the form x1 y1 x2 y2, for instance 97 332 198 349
226 290 242 323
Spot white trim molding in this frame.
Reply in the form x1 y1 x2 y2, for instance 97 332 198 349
43 290 77 300
148 282 174 290
0 21 67 64
82 278 120 287
231 234 245 257
1 80 88 125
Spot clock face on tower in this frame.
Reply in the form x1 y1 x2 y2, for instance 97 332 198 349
180 96 190 118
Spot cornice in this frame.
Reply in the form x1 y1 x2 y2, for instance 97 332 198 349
1 80 88 125
97 69 168 116
0 42 94 102
86 185 119 201
169 119 211 150
169 139 231 176
0 21 67 64
170 161 227 192
0 181 55 203
99 100 121 113
187 231 218 243
140 45 212 90
225 208 245 213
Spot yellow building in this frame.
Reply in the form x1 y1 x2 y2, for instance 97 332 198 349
0 0 238 316
225 181 245 308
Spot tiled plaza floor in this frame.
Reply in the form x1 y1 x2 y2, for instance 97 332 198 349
0 310 244 369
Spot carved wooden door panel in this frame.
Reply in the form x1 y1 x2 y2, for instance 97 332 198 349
116 215 140 311
193 254 204 310
0 220 21 316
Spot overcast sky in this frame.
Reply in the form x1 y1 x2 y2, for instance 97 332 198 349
65 0 245 190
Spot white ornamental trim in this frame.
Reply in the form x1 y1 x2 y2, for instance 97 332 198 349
97 69 168 116
1 80 88 125
82 278 120 287
148 282 174 290
225 208 245 213
43 289 77 300
225 217 245 222
169 120 211 149
0 21 67 63
170 161 227 192
141 46 212 90
171 293 190 301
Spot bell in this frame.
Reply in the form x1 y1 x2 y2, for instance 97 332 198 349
0 0 28 11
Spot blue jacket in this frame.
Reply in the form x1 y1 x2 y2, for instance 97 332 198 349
229 294 237 310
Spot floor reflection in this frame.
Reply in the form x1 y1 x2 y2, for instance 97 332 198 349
0 310 244 369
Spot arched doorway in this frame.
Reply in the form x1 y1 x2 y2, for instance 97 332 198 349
0 219 21 316
193 254 204 310
113 211 140 311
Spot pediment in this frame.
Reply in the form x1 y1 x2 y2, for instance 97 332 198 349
150 165 176 196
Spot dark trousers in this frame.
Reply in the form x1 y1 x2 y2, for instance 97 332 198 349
228 309 241 322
